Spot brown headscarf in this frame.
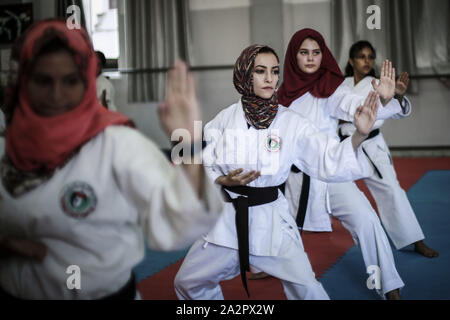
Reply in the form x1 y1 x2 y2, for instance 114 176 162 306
233 44 279 129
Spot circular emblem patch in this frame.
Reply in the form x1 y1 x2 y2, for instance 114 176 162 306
265 134 281 152
60 181 97 219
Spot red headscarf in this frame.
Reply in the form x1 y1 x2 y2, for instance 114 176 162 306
5 19 131 172
278 28 344 107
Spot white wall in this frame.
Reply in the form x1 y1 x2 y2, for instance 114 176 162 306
189 3 250 123
283 0 332 49
382 79 450 147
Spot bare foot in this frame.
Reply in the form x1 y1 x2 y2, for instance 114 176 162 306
414 240 439 258
385 289 402 300
248 272 270 280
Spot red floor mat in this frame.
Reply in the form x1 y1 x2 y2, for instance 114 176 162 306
138 157 450 300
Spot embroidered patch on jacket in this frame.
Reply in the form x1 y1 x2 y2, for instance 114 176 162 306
265 134 281 152
60 181 97 219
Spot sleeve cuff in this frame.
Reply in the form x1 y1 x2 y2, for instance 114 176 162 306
391 96 412 119
204 166 223 184
377 98 402 120
400 96 412 116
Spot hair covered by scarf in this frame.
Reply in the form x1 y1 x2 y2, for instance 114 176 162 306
233 44 279 130
5 19 132 172
277 28 345 107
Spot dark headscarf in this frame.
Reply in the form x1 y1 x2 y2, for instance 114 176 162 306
278 28 344 107
233 44 279 129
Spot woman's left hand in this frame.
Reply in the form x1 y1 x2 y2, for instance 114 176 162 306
354 91 379 136
372 60 396 106
395 72 409 96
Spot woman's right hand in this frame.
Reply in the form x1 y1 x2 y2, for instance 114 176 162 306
215 169 261 187
351 91 379 150
0 236 47 261
371 60 396 106
158 61 201 140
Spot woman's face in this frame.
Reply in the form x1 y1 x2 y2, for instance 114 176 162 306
252 52 279 99
27 50 85 117
296 38 322 74
349 47 375 78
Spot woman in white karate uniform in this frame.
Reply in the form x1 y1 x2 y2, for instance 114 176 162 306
280 29 406 299
174 44 381 300
339 40 438 258
0 19 223 300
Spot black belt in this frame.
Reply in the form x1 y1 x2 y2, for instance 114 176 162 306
0 273 136 300
338 128 380 142
367 128 380 140
338 128 383 179
221 184 283 297
290 166 310 233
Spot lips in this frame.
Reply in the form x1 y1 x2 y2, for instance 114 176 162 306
263 87 273 90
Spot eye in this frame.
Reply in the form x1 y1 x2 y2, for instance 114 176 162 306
254 69 265 74
272 69 280 75
313 50 321 56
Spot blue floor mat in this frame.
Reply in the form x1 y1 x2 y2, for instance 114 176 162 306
133 245 189 283
320 170 450 299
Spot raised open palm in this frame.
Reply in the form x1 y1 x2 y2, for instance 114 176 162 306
395 72 410 96
354 91 379 136
158 61 201 139
372 60 395 105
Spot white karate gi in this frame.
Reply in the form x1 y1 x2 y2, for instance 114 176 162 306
174 101 373 300
338 76 424 249
0 126 224 299
284 83 406 295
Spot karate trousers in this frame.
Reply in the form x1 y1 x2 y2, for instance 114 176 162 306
174 217 329 300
